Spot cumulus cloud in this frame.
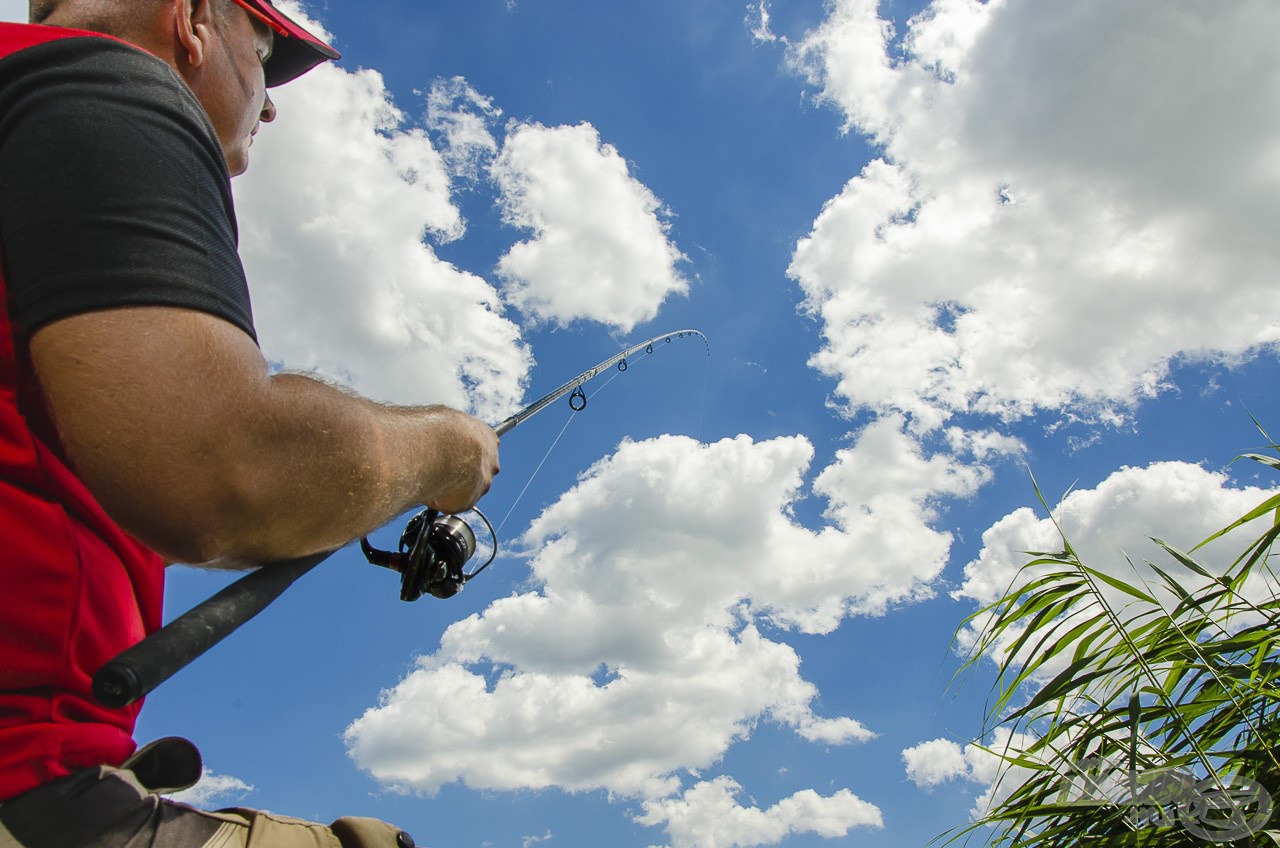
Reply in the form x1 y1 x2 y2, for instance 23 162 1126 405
952 461 1277 681
346 624 865 800
635 776 882 848
167 770 255 807
956 461 1273 609
345 428 1014 825
906 723 1192 823
786 0 1280 430
492 122 689 332
346 436 864 800
903 729 1037 819
234 3 530 420
902 738 969 789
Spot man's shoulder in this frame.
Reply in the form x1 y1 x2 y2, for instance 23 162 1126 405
0 21 183 97
0 21 132 61
0 22 214 152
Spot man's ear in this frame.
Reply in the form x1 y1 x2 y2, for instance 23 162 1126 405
174 0 216 70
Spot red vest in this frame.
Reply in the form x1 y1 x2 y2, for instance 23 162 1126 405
0 23 165 801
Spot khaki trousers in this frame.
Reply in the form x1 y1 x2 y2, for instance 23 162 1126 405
0 739 413 848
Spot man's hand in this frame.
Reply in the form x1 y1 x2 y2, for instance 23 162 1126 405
417 407 500 515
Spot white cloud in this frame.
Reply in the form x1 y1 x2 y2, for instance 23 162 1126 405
902 738 969 789
907 724 1188 824
953 461 1278 682
344 438 870 800
344 429 1018 810
234 4 530 420
346 623 852 800
635 776 882 848
492 122 689 332
0 1 23 22
956 461 1274 610
792 2 1280 827
903 729 1037 820
426 76 502 183
521 830 552 848
167 770 255 807
810 417 1011 616
792 0 903 141
786 0 1280 430
747 2 779 44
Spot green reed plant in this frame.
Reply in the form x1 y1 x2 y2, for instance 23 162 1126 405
940 439 1280 847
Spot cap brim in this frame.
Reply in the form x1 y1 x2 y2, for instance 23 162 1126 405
244 0 340 87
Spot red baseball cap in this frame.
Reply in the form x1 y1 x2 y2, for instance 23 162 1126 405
230 0 340 87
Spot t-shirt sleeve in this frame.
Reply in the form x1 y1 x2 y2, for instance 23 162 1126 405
0 36 257 342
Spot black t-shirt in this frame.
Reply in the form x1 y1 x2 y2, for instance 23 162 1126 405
0 30 257 342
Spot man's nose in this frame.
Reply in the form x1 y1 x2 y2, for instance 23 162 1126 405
261 92 277 124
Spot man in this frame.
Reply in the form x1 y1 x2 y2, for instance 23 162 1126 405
0 0 500 844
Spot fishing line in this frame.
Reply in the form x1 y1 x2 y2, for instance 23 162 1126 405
493 356 632 536
695 353 711 442
496 411 576 535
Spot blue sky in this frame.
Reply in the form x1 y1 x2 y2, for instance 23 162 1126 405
5 1 1280 845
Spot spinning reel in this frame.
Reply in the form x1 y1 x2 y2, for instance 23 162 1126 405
361 508 497 601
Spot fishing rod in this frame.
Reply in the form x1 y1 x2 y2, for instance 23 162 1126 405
92 329 708 708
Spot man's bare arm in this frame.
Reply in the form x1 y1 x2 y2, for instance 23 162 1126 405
30 306 499 565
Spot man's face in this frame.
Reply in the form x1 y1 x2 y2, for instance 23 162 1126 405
199 1 276 176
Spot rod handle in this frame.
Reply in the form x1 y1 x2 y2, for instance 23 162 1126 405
92 551 333 709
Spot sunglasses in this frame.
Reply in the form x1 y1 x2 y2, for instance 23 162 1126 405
227 0 290 39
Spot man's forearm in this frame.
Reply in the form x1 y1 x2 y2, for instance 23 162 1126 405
30 307 500 565
200 374 498 563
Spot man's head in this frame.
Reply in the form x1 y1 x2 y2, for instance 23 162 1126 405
184 0 278 176
31 0 338 176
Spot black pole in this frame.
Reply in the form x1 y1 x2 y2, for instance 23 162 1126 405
92 550 333 708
